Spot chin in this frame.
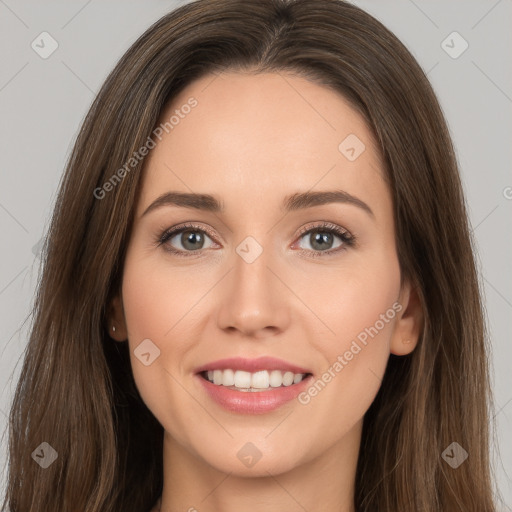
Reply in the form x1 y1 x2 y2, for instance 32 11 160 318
191 436 309 477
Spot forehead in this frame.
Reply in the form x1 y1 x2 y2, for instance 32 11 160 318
137 71 386 216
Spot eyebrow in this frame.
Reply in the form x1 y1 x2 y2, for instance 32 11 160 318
141 190 374 218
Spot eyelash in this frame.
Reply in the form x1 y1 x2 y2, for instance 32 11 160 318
155 221 355 258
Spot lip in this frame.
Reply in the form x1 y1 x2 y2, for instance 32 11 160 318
194 356 311 374
196 372 314 414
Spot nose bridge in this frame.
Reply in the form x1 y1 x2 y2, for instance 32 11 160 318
215 233 290 336
234 234 272 297
232 234 277 311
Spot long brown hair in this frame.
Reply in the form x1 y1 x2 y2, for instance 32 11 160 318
2 0 498 510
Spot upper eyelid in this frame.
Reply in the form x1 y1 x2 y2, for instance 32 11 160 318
162 222 217 241
296 221 350 236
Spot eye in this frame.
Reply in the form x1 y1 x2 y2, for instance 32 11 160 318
156 221 355 258
293 221 355 257
157 223 217 257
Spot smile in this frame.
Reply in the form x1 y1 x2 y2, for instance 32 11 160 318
201 369 310 391
194 356 314 414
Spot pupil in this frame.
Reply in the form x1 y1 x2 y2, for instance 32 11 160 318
311 231 332 251
182 230 203 250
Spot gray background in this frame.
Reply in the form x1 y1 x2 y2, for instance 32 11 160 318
0 0 510 508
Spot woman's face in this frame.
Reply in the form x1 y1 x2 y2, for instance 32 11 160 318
111 71 420 477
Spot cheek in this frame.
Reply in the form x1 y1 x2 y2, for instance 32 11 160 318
121 253 206 345
301 247 401 346
295 288 400 449
119 257 185 414
122 259 170 338
298 250 401 408
120 253 222 431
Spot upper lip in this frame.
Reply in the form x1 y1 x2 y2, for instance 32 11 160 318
194 356 312 375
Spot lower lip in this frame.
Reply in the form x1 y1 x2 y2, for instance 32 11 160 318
196 374 313 414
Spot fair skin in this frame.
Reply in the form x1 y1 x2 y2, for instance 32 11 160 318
109 71 422 512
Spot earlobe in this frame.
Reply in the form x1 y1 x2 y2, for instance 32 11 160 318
107 294 128 342
390 281 424 356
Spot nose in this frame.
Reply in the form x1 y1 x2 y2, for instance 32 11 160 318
215 242 291 339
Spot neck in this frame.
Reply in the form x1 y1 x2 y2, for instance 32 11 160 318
158 421 361 512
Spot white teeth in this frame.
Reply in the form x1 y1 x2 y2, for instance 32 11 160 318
269 370 283 387
251 370 269 389
204 369 308 390
282 371 294 386
222 369 235 386
213 370 223 385
234 370 251 388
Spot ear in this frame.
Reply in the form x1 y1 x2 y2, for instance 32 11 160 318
390 280 424 355
107 293 128 342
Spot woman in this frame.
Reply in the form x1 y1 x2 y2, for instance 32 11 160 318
3 0 497 510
